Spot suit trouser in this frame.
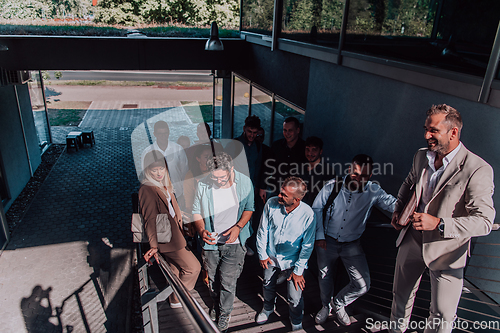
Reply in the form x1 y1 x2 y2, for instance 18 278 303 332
162 246 201 291
390 227 463 333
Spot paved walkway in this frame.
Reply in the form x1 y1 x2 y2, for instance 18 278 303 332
0 99 200 332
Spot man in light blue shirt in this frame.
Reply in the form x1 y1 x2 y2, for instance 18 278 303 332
313 154 396 326
256 176 316 331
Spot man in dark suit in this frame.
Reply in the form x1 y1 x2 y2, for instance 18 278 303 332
389 104 495 333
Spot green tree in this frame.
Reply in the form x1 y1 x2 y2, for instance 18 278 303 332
0 0 91 20
93 0 143 25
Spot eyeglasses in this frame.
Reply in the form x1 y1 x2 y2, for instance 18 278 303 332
211 172 230 182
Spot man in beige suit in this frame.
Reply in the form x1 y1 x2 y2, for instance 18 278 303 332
389 104 495 333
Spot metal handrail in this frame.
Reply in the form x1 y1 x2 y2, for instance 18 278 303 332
154 254 219 333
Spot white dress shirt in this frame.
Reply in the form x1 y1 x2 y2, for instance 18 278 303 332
417 143 462 213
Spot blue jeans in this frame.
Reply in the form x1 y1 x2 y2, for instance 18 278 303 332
262 266 304 325
317 237 370 309
202 244 246 317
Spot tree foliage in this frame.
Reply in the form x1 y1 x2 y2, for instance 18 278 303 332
93 0 240 27
278 0 434 36
0 0 239 28
0 0 91 19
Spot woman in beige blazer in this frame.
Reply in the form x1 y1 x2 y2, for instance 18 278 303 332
139 150 201 308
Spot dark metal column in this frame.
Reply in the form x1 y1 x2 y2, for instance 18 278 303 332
479 20 500 103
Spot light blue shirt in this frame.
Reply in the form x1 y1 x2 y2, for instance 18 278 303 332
313 177 396 242
192 170 255 250
256 197 316 276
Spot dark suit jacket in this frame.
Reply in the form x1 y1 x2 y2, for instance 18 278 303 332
139 182 185 253
395 144 495 270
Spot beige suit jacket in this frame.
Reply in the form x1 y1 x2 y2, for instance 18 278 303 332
395 144 495 270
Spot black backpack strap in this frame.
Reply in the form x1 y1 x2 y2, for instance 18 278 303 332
322 176 343 228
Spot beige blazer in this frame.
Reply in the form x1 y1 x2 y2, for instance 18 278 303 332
138 183 186 253
395 144 495 270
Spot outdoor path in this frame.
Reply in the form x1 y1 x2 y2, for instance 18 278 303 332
45 85 213 103
0 84 204 332
0 126 138 332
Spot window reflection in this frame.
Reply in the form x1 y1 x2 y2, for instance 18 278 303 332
28 71 51 154
232 76 251 138
273 99 305 143
281 0 344 47
213 77 223 139
344 0 498 77
250 87 272 146
241 0 275 35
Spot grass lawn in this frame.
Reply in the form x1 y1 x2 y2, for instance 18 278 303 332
47 101 91 126
181 101 213 123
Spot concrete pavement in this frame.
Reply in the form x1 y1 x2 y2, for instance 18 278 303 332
45 84 214 103
0 84 208 332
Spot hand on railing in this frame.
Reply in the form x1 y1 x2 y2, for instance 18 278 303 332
144 247 158 266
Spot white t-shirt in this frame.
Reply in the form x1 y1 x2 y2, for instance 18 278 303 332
212 183 239 244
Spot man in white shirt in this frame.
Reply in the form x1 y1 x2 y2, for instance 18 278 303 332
313 154 396 326
192 152 254 332
256 176 316 331
141 121 188 204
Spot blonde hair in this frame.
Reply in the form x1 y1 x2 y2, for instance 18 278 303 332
142 150 174 193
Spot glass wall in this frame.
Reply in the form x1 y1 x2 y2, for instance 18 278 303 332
232 74 251 138
232 74 306 145
242 0 500 78
241 0 275 35
213 77 223 138
28 71 51 154
281 0 344 48
250 86 273 146
273 98 305 143
0 161 8 203
345 0 499 77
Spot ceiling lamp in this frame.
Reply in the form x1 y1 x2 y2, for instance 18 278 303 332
205 22 224 51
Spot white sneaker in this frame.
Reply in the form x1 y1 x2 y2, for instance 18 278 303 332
291 322 303 331
256 307 274 324
170 302 182 309
335 306 351 326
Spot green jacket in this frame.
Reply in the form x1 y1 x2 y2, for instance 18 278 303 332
192 170 255 250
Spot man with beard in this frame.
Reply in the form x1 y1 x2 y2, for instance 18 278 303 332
313 154 396 326
301 136 335 205
255 177 316 331
261 117 306 201
389 104 495 333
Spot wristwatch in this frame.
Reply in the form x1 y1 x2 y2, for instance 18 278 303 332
438 218 445 236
